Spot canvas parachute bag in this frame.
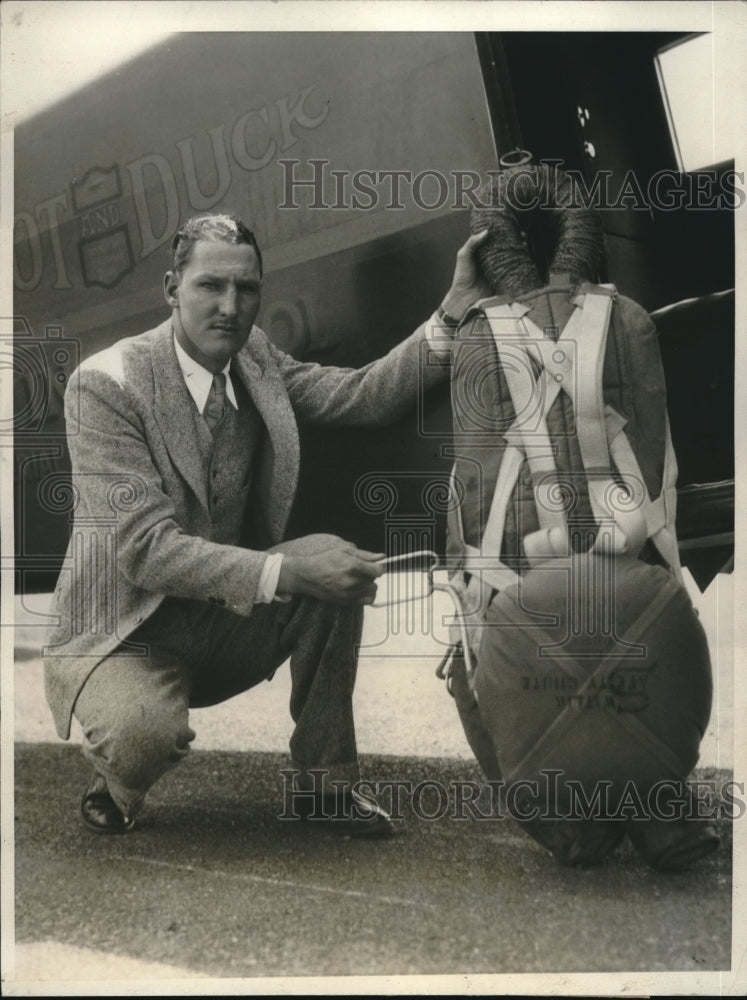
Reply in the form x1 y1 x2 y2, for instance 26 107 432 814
444 156 718 869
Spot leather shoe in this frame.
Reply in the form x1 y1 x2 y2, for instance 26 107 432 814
80 771 135 834
294 788 394 839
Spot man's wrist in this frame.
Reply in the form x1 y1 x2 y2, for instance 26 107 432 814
276 554 301 598
436 304 462 328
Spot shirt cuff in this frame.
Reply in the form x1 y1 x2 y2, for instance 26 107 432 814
425 309 458 361
257 552 290 604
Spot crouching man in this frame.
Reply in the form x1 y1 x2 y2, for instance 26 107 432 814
43 213 488 837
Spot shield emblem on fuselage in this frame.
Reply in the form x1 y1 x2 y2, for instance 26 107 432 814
78 225 134 288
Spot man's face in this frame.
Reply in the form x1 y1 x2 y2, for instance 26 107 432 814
164 239 262 372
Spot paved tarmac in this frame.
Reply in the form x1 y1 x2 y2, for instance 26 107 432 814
10 744 735 986
5 577 741 994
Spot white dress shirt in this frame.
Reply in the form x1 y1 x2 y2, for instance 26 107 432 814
173 334 284 604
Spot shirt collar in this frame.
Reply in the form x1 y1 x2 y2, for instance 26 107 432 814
173 333 239 414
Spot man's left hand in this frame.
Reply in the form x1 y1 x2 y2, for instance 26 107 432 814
440 229 492 322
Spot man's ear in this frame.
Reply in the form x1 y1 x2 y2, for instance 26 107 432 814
164 270 180 308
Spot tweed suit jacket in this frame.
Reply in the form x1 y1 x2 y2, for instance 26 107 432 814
44 315 445 738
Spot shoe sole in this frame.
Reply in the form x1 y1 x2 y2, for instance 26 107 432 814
80 795 135 834
80 815 136 834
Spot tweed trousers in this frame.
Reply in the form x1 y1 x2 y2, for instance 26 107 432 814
73 594 364 817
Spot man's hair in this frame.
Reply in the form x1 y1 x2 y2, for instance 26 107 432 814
171 213 263 277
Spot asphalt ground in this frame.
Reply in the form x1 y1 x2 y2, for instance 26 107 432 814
12 745 734 983
5 579 741 994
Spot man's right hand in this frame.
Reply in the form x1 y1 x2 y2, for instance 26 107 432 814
276 537 385 605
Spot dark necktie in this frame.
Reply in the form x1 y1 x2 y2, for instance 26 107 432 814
203 372 227 433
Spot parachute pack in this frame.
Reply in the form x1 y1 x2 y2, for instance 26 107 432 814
443 277 718 869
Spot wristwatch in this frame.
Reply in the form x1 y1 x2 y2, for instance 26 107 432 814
436 305 461 328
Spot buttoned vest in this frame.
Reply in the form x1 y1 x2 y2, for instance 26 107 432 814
192 374 264 547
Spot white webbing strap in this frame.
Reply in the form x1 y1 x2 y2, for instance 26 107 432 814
574 290 614 510
447 463 515 656
514 302 585 409
483 303 566 539
570 291 648 557
477 444 525 577
504 305 587 563
461 444 524 652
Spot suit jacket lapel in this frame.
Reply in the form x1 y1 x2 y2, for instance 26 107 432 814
150 323 210 510
149 321 300 542
232 329 300 543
